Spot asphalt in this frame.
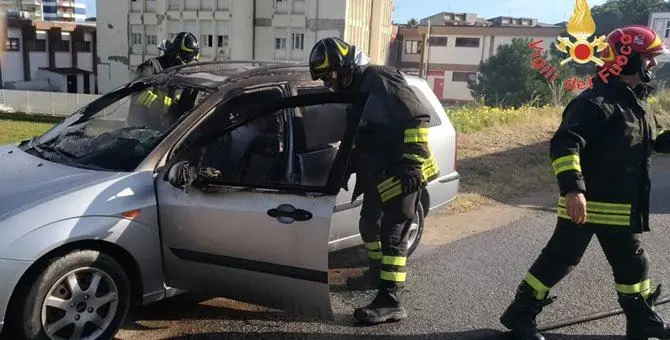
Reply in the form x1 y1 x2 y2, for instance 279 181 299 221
115 155 670 340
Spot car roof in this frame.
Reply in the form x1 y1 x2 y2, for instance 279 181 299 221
158 60 426 90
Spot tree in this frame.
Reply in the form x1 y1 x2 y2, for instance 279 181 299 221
407 18 419 27
591 0 670 35
468 37 575 108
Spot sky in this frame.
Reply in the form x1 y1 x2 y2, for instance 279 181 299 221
392 0 607 25
83 0 95 18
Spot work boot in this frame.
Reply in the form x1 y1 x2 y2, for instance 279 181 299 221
346 260 381 290
500 281 556 340
353 287 407 324
618 284 670 340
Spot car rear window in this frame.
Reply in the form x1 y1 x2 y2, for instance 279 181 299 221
410 85 442 128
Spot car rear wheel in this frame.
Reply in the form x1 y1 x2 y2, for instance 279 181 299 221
11 250 131 340
406 201 425 257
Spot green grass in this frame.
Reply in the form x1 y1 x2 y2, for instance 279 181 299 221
0 118 55 145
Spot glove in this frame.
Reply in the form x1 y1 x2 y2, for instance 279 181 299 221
655 131 670 153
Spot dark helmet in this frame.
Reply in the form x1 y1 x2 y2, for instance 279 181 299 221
308 37 356 81
166 32 200 64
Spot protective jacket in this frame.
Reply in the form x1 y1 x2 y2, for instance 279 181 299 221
349 65 440 203
551 76 670 233
129 56 183 128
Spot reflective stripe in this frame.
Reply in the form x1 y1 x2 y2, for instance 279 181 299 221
365 241 382 251
616 280 651 297
558 197 631 212
368 251 382 260
404 128 429 143
377 177 400 193
557 197 631 226
402 152 440 183
552 154 581 175
380 184 402 203
524 273 550 300
380 270 406 282
557 208 630 226
382 256 407 266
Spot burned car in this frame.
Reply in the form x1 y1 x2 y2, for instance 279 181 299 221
0 61 459 339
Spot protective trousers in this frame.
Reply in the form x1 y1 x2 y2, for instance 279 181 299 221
358 180 420 289
524 218 650 299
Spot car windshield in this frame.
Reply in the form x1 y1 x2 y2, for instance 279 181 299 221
20 82 210 172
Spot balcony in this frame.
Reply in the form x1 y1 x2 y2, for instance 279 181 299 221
57 1 76 7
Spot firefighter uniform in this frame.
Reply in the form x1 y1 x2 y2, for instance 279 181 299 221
500 76 670 340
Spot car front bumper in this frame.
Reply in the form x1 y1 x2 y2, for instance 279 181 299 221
0 258 33 333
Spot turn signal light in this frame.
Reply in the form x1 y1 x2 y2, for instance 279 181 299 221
121 209 141 219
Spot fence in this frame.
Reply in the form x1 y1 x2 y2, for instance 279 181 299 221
0 90 101 118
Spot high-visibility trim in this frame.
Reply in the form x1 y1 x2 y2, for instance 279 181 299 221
380 270 406 282
382 255 407 266
616 280 651 298
558 197 631 212
524 273 550 300
552 154 581 175
557 208 630 226
404 128 429 143
380 184 403 203
365 241 382 251
377 177 400 193
367 251 382 260
402 152 440 183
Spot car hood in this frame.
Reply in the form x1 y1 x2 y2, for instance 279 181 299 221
0 144 119 220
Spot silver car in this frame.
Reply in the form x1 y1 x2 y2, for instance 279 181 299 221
0 62 459 339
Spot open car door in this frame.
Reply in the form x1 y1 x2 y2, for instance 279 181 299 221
155 88 367 319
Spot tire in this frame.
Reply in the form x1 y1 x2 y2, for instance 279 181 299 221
406 201 425 257
10 250 131 340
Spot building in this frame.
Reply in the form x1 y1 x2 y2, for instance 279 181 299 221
96 0 393 94
391 12 564 103
41 0 87 22
1 18 97 93
3 0 87 22
649 12 670 63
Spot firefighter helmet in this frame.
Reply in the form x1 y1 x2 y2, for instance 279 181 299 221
165 32 200 64
600 25 669 82
308 37 356 81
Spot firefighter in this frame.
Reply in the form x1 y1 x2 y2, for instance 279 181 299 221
129 32 199 129
308 37 440 324
134 31 200 79
499 25 670 340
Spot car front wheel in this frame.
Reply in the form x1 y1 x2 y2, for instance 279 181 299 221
11 250 131 340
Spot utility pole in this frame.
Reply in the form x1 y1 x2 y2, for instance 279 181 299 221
421 20 431 79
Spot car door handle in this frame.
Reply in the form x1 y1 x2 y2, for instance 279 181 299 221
267 204 313 224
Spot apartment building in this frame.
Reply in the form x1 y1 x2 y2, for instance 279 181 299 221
96 0 393 94
1 17 97 93
391 12 564 103
649 12 670 63
42 0 87 22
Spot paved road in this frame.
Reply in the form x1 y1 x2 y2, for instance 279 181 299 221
116 155 670 340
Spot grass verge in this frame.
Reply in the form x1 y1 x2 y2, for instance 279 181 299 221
0 117 55 145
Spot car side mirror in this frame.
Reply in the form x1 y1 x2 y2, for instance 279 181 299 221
167 161 197 189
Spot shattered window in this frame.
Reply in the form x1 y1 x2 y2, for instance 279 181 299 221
25 84 208 172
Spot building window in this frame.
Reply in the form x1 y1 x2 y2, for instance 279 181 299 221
428 37 448 47
217 35 228 47
666 21 670 39
452 72 477 82
26 39 46 51
5 38 20 51
292 33 304 50
202 34 213 47
146 34 157 46
131 33 142 45
275 37 287 50
52 40 70 52
74 40 91 52
405 40 422 54
455 37 480 48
